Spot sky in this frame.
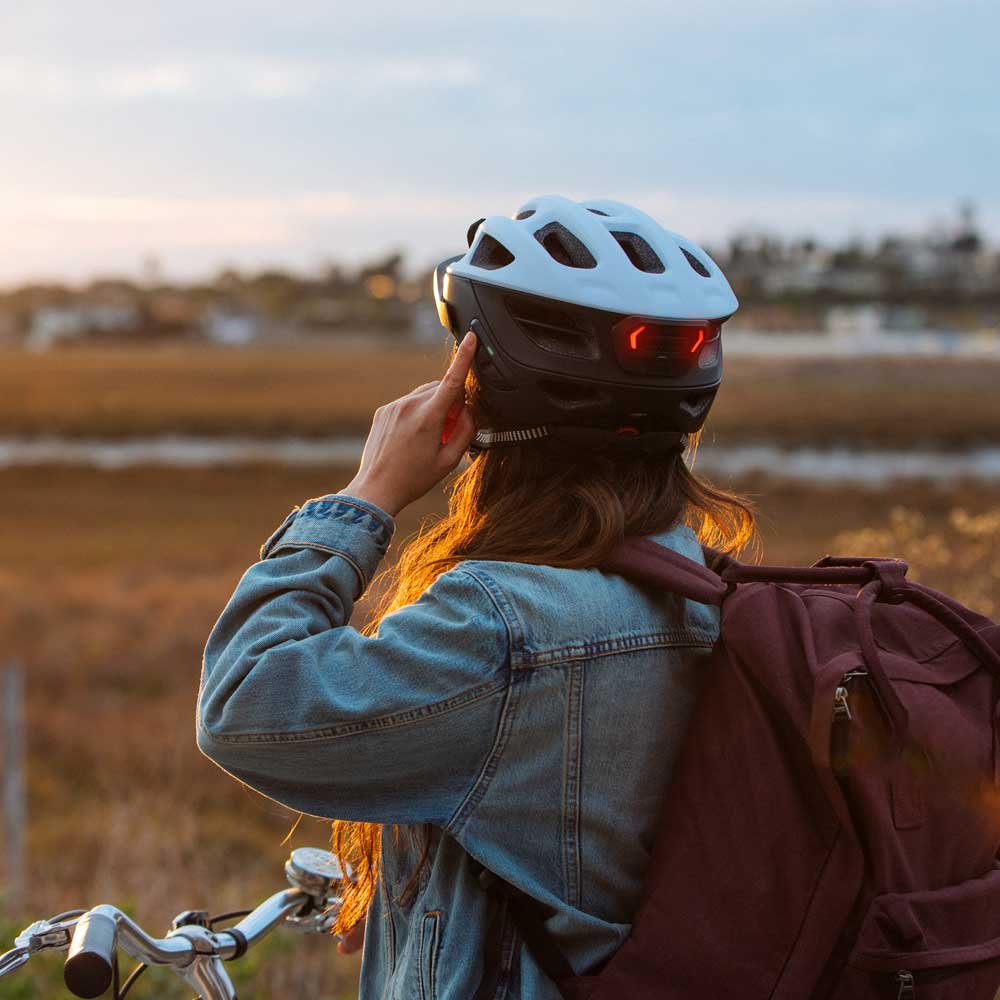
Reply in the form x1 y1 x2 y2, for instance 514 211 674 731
1 0 998 286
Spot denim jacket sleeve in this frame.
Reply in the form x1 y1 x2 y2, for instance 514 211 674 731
197 495 511 826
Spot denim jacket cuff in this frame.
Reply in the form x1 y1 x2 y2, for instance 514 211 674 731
259 495 395 592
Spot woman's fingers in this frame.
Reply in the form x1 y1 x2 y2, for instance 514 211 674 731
410 381 440 396
337 917 366 955
440 397 464 445
339 330 480 517
431 332 477 415
434 331 477 447
439 402 477 465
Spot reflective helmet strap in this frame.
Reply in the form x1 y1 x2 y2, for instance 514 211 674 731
473 426 551 448
469 426 688 457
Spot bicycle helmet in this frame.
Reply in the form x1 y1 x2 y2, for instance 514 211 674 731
433 195 738 453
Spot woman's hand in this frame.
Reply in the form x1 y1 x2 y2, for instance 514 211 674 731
341 332 478 517
337 916 366 955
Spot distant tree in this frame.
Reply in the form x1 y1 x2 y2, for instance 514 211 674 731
357 252 404 286
85 278 141 301
245 270 307 318
319 261 352 294
831 237 867 269
213 268 245 294
874 234 909 297
952 200 982 254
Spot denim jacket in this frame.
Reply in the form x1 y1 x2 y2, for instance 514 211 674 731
198 495 719 999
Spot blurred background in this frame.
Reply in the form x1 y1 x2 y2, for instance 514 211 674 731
1 1 998 996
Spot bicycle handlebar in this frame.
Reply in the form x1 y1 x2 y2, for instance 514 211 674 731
58 889 314 999
1 847 348 1000
65 911 118 997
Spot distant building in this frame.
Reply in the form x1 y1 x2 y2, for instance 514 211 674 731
0 306 19 346
202 307 262 345
883 306 927 332
148 292 202 331
825 304 885 337
291 296 350 334
27 303 141 351
823 269 886 297
825 304 928 336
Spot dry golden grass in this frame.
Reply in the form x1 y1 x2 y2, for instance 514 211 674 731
0 344 450 439
0 466 406 997
1 345 998 447
1 466 998 997
710 355 1000 448
1 351 998 995
833 505 1000 617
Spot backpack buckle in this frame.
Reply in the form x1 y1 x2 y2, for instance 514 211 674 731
862 559 909 604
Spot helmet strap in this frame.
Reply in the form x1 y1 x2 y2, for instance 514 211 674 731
469 426 687 457
473 426 551 448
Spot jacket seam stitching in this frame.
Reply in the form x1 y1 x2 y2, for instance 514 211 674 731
259 507 300 558
378 866 396 990
300 495 394 532
495 907 518 999
562 660 584 908
265 541 368 590
198 676 506 745
518 632 716 668
446 671 520 834
460 565 526 651
438 567 517 833
437 567 522 834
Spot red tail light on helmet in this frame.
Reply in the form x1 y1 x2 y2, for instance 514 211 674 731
612 318 721 376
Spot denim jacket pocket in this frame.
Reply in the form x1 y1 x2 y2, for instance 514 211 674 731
418 910 442 1000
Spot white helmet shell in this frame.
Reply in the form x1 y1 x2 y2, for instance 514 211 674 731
447 195 738 321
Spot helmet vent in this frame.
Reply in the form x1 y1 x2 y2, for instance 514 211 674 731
515 210 536 220
587 208 610 216
471 234 515 270
681 248 712 277
611 232 665 274
538 379 609 411
506 295 600 361
679 392 715 421
534 222 597 269
466 217 486 247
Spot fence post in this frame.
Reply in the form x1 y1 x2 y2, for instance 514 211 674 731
2 664 25 913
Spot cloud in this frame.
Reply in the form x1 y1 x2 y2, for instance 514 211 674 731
99 64 196 100
0 53 481 102
0 1 995 285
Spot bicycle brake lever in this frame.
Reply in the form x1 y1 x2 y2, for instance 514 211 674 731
15 917 77 954
284 897 341 935
1 916 81 977
0 945 30 977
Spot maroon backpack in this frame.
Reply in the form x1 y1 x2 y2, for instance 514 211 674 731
490 541 1000 999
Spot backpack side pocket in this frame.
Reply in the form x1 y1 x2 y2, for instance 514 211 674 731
835 868 1000 997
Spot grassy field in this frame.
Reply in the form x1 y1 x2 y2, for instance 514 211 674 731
2 467 998 997
0 344 998 997
2 345 999 447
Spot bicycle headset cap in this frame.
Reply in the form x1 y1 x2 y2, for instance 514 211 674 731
433 195 738 453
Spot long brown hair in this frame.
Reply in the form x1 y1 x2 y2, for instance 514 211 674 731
329 384 756 934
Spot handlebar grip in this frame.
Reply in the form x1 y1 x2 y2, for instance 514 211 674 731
64 911 117 997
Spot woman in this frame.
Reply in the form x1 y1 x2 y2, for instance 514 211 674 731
198 195 755 998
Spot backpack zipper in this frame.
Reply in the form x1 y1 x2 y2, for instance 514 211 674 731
896 969 915 998
831 670 867 774
833 686 852 721
833 670 867 720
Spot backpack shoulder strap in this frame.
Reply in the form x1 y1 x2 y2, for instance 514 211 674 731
600 538 728 606
602 540 905 601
